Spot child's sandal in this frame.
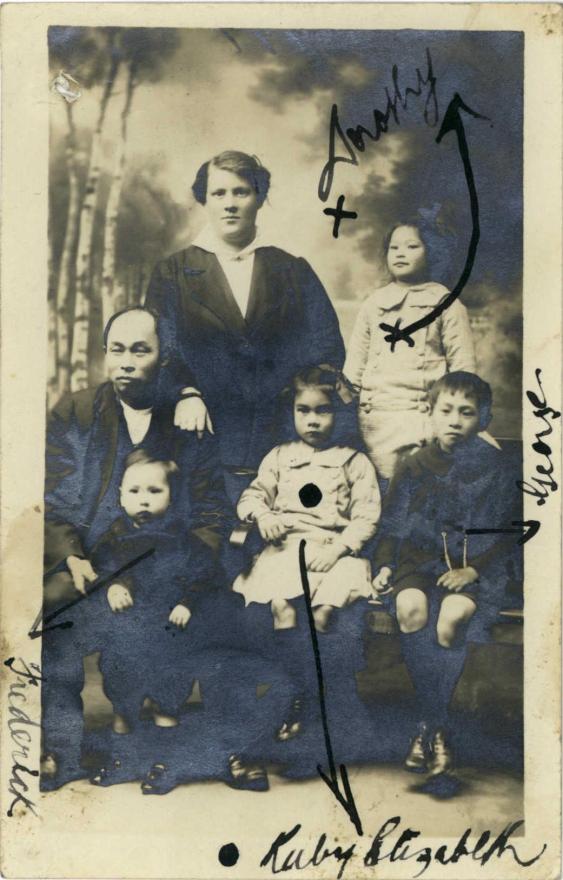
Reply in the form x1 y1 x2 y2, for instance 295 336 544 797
89 758 135 787
226 754 269 792
141 763 176 795
276 698 304 742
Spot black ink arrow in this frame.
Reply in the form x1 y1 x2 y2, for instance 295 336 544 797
465 520 540 546
380 93 489 351
29 548 155 639
298 540 363 836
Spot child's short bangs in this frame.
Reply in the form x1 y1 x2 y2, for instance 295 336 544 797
122 449 179 482
428 371 493 428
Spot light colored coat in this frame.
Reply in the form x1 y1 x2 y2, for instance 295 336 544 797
233 441 380 607
344 281 476 479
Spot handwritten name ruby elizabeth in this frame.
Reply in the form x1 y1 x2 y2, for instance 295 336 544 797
261 817 546 879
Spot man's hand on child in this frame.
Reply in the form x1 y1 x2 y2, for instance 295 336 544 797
437 566 479 592
307 541 346 572
107 584 134 612
257 512 288 544
67 555 97 595
169 604 192 628
372 566 394 595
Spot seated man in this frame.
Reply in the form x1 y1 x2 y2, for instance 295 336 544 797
372 371 521 781
41 306 228 790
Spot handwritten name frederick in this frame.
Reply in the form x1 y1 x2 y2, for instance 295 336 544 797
4 657 41 817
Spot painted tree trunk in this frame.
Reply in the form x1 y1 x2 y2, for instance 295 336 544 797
101 63 136 329
47 256 59 409
56 103 80 397
70 52 120 392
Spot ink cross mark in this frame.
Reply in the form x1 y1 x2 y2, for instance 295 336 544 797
323 195 357 239
465 520 541 546
28 548 155 639
380 93 489 351
298 540 363 836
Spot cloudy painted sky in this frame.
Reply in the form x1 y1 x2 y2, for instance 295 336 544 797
50 27 523 432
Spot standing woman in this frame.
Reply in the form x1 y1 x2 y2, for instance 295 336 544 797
145 150 345 502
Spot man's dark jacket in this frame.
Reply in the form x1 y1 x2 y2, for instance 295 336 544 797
44 381 228 577
144 245 345 470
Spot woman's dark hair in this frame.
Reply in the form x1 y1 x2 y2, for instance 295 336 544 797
428 371 493 430
276 365 363 449
192 151 271 207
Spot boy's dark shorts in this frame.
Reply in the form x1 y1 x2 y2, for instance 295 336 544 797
392 569 480 605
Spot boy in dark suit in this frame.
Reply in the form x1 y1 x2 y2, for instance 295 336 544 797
372 372 520 778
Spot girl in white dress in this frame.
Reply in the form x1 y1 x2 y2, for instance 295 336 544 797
344 221 476 481
233 367 380 633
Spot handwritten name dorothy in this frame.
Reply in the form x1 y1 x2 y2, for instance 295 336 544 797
261 818 546 880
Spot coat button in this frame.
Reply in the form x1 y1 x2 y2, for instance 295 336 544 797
419 402 430 413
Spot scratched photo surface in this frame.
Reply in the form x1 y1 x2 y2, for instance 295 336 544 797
1 7 561 880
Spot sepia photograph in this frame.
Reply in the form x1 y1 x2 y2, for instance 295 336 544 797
1 4 561 879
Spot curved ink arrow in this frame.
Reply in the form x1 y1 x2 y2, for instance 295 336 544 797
380 93 490 351
298 540 363 836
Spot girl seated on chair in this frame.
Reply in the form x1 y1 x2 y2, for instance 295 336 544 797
233 366 381 633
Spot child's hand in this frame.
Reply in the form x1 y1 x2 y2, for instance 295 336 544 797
437 567 479 592
169 605 192 628
372 566 394 595
307 541 346 573
107 584 134 612
66 555 97 595
257 512 288 544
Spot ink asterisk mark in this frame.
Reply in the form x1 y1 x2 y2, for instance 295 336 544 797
323 194 357 239
380 318 416 353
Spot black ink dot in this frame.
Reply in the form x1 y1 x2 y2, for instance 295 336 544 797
218 843 239 867
299 483 322 508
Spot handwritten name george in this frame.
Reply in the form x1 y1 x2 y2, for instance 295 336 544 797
517 368 561 507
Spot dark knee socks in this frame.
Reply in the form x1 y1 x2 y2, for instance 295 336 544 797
400 627 467 729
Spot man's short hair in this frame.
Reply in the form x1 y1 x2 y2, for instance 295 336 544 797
103 306 160 350
192 151 271 207
428 371 493 430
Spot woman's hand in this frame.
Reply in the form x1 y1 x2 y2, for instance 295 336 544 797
372 566 394 595
174 397 214 440
256 512 288 544
168 605 192 629
307 541 346 573
107 584 134 612
437 566 479 592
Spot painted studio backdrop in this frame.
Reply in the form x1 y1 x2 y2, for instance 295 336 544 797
48 27 523 439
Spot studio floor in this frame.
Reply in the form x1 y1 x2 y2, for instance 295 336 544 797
39 762 524 879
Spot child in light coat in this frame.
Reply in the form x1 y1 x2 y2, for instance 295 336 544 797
345 221 476 480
